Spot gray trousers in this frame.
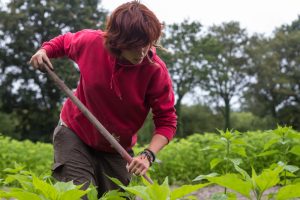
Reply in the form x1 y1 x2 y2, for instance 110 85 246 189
52 125 133 198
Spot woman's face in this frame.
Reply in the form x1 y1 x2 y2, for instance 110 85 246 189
120 45 150 65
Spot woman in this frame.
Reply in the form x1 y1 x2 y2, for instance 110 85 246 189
29 0 177 197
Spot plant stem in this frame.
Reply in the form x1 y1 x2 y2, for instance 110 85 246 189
282 132 288 186
224 138 230 194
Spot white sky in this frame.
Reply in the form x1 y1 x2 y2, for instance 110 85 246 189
101 0 300 36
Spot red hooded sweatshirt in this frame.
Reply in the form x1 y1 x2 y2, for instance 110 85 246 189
42 29 177 152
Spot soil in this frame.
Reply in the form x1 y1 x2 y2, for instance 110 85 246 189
189 185 280 200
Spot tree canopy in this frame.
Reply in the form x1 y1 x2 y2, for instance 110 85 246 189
0 0 107 141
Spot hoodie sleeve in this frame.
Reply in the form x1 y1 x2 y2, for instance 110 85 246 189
146 61 177 142
41 29 98 62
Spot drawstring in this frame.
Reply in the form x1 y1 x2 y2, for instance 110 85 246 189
110 58 123 100
110 72 122 100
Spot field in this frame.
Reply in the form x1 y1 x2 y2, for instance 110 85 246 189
1 125 300 199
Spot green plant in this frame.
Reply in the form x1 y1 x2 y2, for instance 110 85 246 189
0 136 53 179
0 165 96 200
194 164 285 200
109 176 210 200
257 125 300 185
201 129 249 194
193 126 300 200
210 129 248 171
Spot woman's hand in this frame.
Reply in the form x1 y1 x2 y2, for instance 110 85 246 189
29 49 54 72
126 154 150 176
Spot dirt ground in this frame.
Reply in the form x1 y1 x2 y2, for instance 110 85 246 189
189 185 280 200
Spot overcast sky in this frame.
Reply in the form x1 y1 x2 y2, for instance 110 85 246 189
101 0 300 36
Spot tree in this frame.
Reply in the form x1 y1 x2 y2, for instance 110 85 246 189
0 0 107 141
275 22 300 129
243 35 284 123
157 20 202 136
198 22 249 130
244 18 300 129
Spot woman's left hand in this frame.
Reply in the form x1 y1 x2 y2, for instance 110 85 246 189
126 154 150 176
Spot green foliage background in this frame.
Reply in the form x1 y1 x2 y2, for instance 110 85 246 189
1 128 299 185
0 135 53 178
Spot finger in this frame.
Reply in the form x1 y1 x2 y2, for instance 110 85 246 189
127 159 139 172
35 57 45 72
134 167 144 176
32 59 39 70
130 164 141 174
130 162 144 174
37 55 44 67
140 168 148 176
43 55 53 70
28 57 33 65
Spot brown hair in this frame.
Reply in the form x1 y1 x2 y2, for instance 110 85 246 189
104 1 162 57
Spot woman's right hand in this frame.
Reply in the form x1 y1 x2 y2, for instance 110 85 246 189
29 49 54 72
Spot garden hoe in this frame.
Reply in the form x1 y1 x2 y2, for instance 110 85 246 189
43 64 153 184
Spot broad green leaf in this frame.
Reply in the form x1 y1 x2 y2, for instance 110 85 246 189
107 176 124 187
284 165 299 173
0 191 41 200
3 165 25 174
289 145 300 156
210 158 223 169
87 185 98 200
193 173 219 182
4 174 33 191
207 174 251 198
54 181 79 192
171 183 210 200
231 146 247 157
121 185 150 200
231 138 246 145
280 171 296 177
229 158 242 166
100 190 127 200
60 189 89 200
147 179 170 200
32 175 58 199
251 167 258 189
233 164 251 181
224 132 232 140
200 147 212 151
277 161 285 167
279 138 288 145
210 144 225 150
263 138 279 150
220 137 228 143
286 131 300 139
253 166 283 192
276 183 300 200
257 150 279 157
273 125 293 137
